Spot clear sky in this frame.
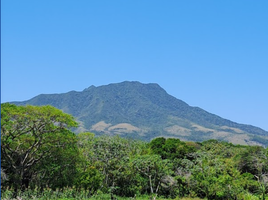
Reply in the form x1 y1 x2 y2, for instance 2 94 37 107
1 1 268 131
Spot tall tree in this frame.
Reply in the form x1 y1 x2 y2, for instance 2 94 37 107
1 103 78 191
132 154 172 199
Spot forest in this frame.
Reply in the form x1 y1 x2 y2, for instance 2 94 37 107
1 103 268 200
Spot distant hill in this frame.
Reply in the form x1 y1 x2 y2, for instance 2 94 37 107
12 81 268 147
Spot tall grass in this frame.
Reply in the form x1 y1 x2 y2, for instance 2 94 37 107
1 187 93 200
1 187 207 200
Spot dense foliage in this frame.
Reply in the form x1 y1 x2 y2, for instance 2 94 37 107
1 104 268 200
1 103 79 192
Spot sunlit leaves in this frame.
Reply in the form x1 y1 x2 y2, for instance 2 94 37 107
1 103 79 191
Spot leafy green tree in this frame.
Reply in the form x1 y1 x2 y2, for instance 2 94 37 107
238 146 268 176
77 134 147 196
238 146 268 200
35 134 80 189
1 103 78 191
131 154 173 199
75 132 103 195
189 152 239 199
188 141 265 200
149 137 166 156
75 165 103 196
150 137 196 160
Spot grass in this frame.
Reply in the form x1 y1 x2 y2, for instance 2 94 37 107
4 188 264 200
1 188 205 200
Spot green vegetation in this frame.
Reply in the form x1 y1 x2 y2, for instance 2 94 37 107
1 104 268 200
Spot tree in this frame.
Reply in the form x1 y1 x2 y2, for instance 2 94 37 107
238 146 268 200
188 142 257 200
75 132 103 195
149 137 166 157
77 134 147 196
1 103 78 191
150 137 196 160
131 154 173 199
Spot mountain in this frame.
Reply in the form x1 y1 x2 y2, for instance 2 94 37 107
12 81 268 147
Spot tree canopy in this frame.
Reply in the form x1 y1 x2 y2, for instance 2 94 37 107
1 103 268 200
1 103 79 191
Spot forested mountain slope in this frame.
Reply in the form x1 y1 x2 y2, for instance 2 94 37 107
12 81 268 146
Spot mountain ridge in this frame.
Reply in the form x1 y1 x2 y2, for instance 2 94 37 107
11 81 268 147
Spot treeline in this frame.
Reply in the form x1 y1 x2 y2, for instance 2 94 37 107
1 103 268 200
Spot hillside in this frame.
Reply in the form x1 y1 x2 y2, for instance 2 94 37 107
12 81 268 146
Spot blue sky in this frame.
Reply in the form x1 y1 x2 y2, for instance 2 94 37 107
1 1 268 131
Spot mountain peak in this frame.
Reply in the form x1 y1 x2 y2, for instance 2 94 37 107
11 81 268 147
106 81 162 89
83 85 96 91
